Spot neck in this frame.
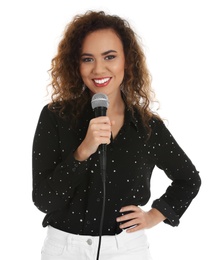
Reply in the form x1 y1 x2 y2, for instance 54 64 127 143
107 93 125 116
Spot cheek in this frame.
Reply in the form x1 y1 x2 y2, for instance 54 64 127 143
115 66 124 79
114 63 125 79
79 65 88 78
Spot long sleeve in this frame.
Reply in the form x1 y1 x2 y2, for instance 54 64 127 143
32 105 90 214
32 105 201 235
151 120 201 226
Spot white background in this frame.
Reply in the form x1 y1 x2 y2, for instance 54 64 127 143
0 0 220 259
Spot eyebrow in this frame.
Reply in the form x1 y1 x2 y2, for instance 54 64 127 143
81 50 117 57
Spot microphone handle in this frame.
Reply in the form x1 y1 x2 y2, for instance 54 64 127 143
94 106 107 181
94 106 107 117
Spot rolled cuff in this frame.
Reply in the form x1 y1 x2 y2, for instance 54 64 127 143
152 199 180 227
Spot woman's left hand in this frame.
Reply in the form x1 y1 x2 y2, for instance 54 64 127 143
116 205 166 233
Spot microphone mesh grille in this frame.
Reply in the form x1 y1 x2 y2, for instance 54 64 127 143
91 93 109 109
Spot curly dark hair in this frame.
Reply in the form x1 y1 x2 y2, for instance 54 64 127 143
48 10 160 130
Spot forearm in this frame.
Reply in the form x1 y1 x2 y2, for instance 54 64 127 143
145 208 166 229
73 143 91 161
33 150 89 213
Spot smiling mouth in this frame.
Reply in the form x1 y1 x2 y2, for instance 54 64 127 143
93 77 111 87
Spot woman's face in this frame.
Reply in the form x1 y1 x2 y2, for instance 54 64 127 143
79 29 125 99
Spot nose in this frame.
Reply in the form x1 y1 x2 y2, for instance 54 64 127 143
92 60 106 75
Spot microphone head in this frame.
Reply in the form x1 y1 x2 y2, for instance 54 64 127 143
91 93 109 109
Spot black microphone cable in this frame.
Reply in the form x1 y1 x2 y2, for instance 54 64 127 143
96 145 107 260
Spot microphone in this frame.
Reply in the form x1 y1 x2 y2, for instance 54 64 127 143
91 93 109 179
91 93 109 260
91 93 109 117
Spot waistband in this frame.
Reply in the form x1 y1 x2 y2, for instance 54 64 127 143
46 226 147 249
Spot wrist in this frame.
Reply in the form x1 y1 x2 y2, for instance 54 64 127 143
73 145 90 161
149 208 166 223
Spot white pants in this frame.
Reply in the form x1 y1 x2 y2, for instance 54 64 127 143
41 226 152 260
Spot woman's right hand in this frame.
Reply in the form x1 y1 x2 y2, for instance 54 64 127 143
73 116 114 161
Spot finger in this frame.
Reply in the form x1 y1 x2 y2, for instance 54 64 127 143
120 205 140 213
119 219 138 230
92 134 111 145
99 137 111 145
91 116 111 125
90 123 112 133
126 224 142 233
90 123 111 130
117 212 139 223
93 129 111 138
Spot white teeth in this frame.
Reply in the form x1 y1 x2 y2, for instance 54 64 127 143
94 78 110 84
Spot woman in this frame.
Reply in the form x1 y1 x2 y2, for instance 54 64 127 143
32 10 201 260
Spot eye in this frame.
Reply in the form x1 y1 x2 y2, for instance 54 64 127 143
105 55 116 60
81 57 94 63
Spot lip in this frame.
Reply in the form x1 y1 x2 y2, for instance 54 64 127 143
92 77 112 87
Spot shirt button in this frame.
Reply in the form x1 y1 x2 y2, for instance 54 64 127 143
96 198 100 202
87 239 92 245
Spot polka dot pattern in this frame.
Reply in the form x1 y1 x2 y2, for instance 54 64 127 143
32 103 201 235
